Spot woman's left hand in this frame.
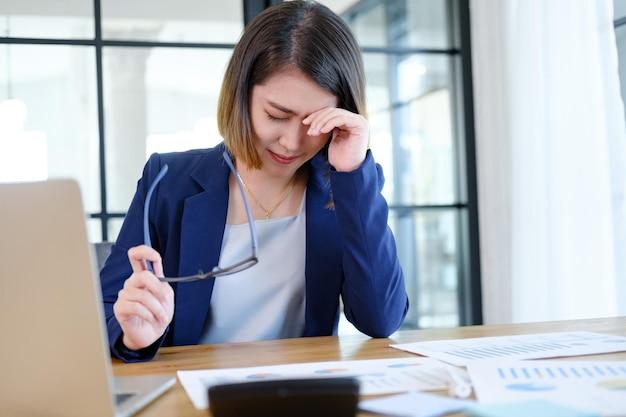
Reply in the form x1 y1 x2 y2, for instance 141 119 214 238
303 107 369 172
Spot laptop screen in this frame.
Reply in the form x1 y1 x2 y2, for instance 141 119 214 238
0 180 123 416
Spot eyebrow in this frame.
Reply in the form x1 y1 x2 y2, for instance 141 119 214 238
267 100 296 115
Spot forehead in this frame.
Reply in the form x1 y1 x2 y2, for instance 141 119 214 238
251 69 338 114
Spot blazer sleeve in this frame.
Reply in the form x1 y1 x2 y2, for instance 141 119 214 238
329 150 409 337
100 153 168 362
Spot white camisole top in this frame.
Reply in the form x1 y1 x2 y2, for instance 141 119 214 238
198 195 306 344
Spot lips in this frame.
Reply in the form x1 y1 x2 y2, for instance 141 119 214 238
269 151 298 165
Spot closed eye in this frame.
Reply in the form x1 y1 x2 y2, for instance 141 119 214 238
267 112 288 121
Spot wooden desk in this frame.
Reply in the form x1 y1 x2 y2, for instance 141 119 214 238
112 316 626 416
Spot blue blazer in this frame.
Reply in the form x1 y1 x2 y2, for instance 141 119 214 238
100 143 408 362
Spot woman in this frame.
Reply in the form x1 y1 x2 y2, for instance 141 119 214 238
101 0 409 363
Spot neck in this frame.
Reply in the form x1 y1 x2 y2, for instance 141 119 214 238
235 167 300 220
236 165 298 193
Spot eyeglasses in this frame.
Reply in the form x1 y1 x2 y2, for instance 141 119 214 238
143 151 259 282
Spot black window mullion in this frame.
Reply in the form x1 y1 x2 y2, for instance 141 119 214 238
93 0 109 241
457 0 483 325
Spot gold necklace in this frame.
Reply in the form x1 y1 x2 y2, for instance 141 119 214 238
236 172 297 219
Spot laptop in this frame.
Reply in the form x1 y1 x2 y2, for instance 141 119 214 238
0 179 175 417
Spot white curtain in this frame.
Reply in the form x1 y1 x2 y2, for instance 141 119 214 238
470 0 626 324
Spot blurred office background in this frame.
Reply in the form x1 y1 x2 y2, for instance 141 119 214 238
0 0 624 333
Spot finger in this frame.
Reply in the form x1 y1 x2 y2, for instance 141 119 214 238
151 258 164 278
128 245 161 271
115 296 169 325
323 113 366 133
128 245 163 273
302 107 338 134
124 271 173 304
118 283 172 323
114 298 169 351
305 109 366 137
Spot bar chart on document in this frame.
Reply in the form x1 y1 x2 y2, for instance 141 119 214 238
390 331 626 366
467 360 626 416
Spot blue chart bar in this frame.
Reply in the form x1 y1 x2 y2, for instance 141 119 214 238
497 364 626 380
448 342 570 360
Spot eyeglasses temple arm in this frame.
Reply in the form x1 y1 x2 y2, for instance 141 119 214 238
223 151 259 256
143 164 169 273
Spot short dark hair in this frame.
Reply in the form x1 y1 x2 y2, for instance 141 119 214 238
218 0 367 168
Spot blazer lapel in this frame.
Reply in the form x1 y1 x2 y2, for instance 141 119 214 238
172 150 230 346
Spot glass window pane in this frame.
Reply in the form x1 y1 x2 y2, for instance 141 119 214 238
366 52 458 206
316 0 360 15
615 0 626 19
108 218 125 243
0 2 94 39
87 218 103 243
344 0 455 49
404 0 455 49
616 24 626 123
344 1 386 48
103 46 231 212
101 0 244 44
390 209 461 329
0 44 100 211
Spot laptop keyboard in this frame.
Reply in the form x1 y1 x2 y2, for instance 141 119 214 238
115 393 135 404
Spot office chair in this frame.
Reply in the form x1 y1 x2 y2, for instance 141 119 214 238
93 241 114 271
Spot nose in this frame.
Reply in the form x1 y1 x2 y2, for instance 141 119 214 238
278 120 308 152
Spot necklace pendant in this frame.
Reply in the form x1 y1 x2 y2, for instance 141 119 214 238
236 169 296 222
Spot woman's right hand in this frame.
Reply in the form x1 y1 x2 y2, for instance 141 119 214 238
113 245 174 350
